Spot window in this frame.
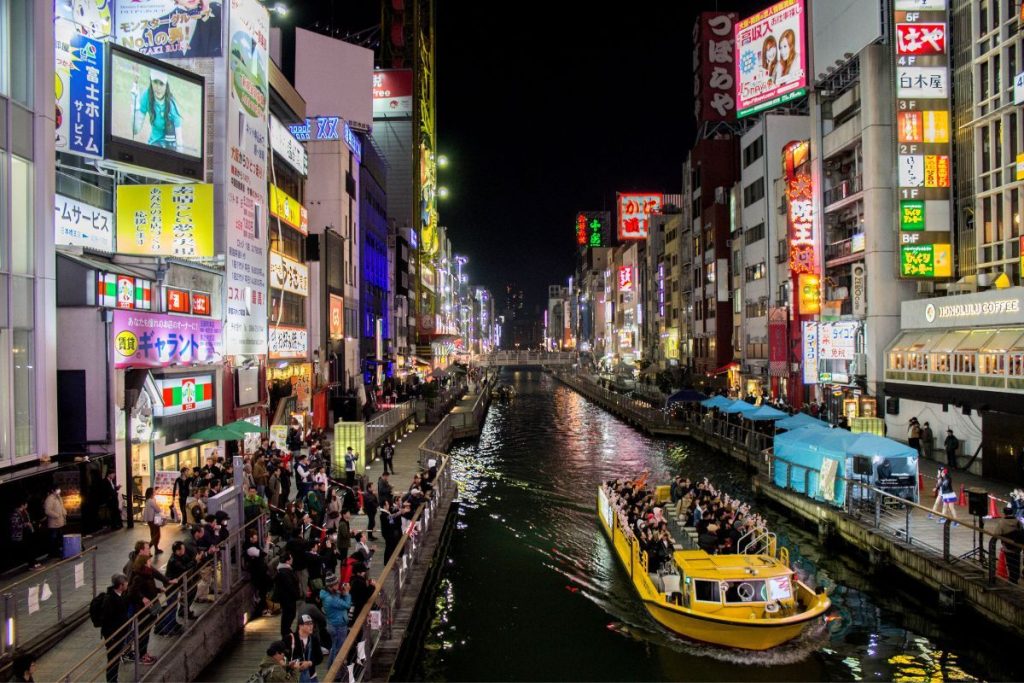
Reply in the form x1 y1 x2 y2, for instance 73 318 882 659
11 156 32 274
745 300 767 318
743 180 765 207
7 0 33 106
11 275 34 457
270 290 305 327
742 136 764 168
745 262 766 282
694 579 721 602
706 298 716 319
744 222 765 245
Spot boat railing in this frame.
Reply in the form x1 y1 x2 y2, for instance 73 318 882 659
736 528 777 557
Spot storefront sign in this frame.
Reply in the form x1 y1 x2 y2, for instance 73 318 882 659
817 321 858 360
768 310 788 377
270 251 309 296
1017 153 1024 181
55 19 105 159
55 194 114 251
372 69 413 116
734 0 807 118
115 184 215 258
270 114 309 176
618 266 634 292
900 243 952 278
269 185 308 235
223 0 269 356
694 12 738 122
113 311 223 369
901 289 1024 329
421 265 436 293
617 193 663 241
329 295 344 339
98 272 153 310
153 375 215 417
115 1 222 58
784 140 816 276
851 263 867 318
576 211 611 248
191 292 211 316
1016 71 1024 105
269 326 308 359
166 288 191 314
802 321 818 385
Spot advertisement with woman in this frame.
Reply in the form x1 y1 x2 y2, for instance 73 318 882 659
735 0 807 118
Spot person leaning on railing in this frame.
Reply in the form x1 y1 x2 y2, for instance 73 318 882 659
98 573 132 683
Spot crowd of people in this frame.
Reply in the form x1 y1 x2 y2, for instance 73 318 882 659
603 473 773 574
88 422 440 683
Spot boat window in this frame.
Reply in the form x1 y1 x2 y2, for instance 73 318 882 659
724 579 768 604
693 579 721 603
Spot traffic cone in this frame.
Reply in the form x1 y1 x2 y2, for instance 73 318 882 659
958 484 967 507
997 549 1009 579
988 494 1001 518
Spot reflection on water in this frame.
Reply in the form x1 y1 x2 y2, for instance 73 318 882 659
413 372 1017 682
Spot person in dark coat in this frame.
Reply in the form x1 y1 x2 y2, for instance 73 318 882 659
127 555 175 663
377 472 394 506
100 574 132 683
379 500 404 566
289 614 324 683
166 540 197 619
274 551 301 639
362 483 380 541
348 563 375 621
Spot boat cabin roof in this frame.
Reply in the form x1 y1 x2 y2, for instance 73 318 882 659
673 549 792 580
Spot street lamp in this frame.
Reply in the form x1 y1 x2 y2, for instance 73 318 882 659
438 186 450 200
438 154 449 168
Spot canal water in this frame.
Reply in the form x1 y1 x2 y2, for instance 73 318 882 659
411 370 1021 682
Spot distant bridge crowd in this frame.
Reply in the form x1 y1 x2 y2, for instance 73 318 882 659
470 351 576 367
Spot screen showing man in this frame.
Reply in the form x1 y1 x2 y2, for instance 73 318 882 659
109 50 203 159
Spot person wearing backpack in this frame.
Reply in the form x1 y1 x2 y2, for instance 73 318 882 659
254 639 300 682
93 574 131 683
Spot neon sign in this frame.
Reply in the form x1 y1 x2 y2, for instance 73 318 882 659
618 266 634 292
784 140 815 275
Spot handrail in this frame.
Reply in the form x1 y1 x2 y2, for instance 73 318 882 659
0 545 99 595
57 514 266 682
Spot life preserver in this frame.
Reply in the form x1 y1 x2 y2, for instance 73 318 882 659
737 582 756 602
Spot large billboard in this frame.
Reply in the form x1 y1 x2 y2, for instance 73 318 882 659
372 69 413 117
222 0 270 356
55 19 106 160
575 211 611 248
734 0 807 119
616 193 663 241
693 12 738 123
115 183 215 257
112 311 223 369
894 0 953 278
115 0 223 58
55 194 114 252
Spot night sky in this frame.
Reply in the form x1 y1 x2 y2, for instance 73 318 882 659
296 0 763 313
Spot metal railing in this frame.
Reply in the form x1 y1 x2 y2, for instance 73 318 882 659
323 412 461 683
57 515 267 682
365 401 416 454
448 373 497 434
1 546 100 659
823 174 863 206
426 382 468 423
473 351 576 367
554 371 670 427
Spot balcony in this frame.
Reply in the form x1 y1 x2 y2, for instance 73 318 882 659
824 233 866 265
823 175 862 208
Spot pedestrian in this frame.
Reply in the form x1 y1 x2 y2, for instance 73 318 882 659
280 460 293 503
344 447 358 487
44 484 67 559
296 455 312 501
142 487 164 554
258 639 301 682
363 483 379 541
921 421 934 459
101 471 123 530
274 551 301 639
382 442 395 475
337 510 353 555
377 471 394 507
254 457 270 498
268 465 283 510
929 467 959 524
319 574 351 667
99 574 132 683
10 500 41 570
908 418 922 455
991 506 1024 584
171 467 191 527
944 428 960 469
9 653 37 682
289 614 324 683
127 554 176 663
166 540 197 619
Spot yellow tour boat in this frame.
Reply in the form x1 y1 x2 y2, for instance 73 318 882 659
598 484 830 650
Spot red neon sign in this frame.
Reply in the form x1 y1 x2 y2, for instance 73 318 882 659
618 266 634 292
784 140 816 276
576 214 588 246
617 193 663 241
896 23 946 56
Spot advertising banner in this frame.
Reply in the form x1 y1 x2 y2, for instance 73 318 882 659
116 0 223 58
694 12 738 123
56 0 112 37
269 185 308 234
618 266 634 292
153 375 215 417
222 0 270 356
329 295 344 340
270 115 308 176
98 272 153 310
55 19 105 159
55 194 114 251
269 326 308 359
109 49 204 159
768 308 788 377
372 69 413 116
576 211 611 248
269 251 309 297
112 310 224 369
617 193 663 241
802 321 818 385
735 0 807 118
817 321 858 360
115 183 215 257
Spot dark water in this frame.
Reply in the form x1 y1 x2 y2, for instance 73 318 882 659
411 371 1020 682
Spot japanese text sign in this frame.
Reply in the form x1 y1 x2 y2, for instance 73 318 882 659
55 194 114 251
617 193 663 241
191 292 211 316
618 266 634 292
817 321 858 360
270 115 309 176
734 0 807 118
895 23 945 55
784 140 816 276
115 0 223 58
576 211 610 248
329 295 344 339
166 288 191 314
116 184 215 257
55 19 105 159
802 321 818 385
269 326 308 359
270 251 309 297
112 310 223 369
693 12 738 123
269 185 308 235
901 244 951 278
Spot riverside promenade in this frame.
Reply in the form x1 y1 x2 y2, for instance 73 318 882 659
553 370 1024 640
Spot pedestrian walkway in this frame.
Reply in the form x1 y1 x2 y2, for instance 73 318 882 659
197 385 484 682
22 523 189 681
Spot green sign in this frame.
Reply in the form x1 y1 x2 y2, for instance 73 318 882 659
901 244 952 278
900 200 925 231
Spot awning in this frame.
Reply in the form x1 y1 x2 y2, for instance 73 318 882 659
721 399 761 414
58 251 153 278
711 361 740 375
747 405 788 421
667 389 708 404
956 329 997 353
931 330 970 354
981 328 1024 354
776 413 829 431
887 331 925 354
700 395 733 409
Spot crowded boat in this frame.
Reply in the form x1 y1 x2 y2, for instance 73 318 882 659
597 473 831 650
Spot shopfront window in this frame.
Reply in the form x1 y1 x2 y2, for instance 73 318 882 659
11 155 33 275
953 352 976 374
907 351 928 372
1009 354 1024 377
930 351 950 372
979 353 1004 375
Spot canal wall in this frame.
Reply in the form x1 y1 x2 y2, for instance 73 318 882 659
552 371 1024 640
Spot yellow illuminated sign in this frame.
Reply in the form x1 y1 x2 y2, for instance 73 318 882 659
269 185 308 235
116 184 214 257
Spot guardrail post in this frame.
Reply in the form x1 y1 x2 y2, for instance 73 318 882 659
988 537 998 585
92 550 98 599
905 506 911 545
943 520 951 561
874 492 881 528
180 573 190 623
55 569 63 623
132 617 142 682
